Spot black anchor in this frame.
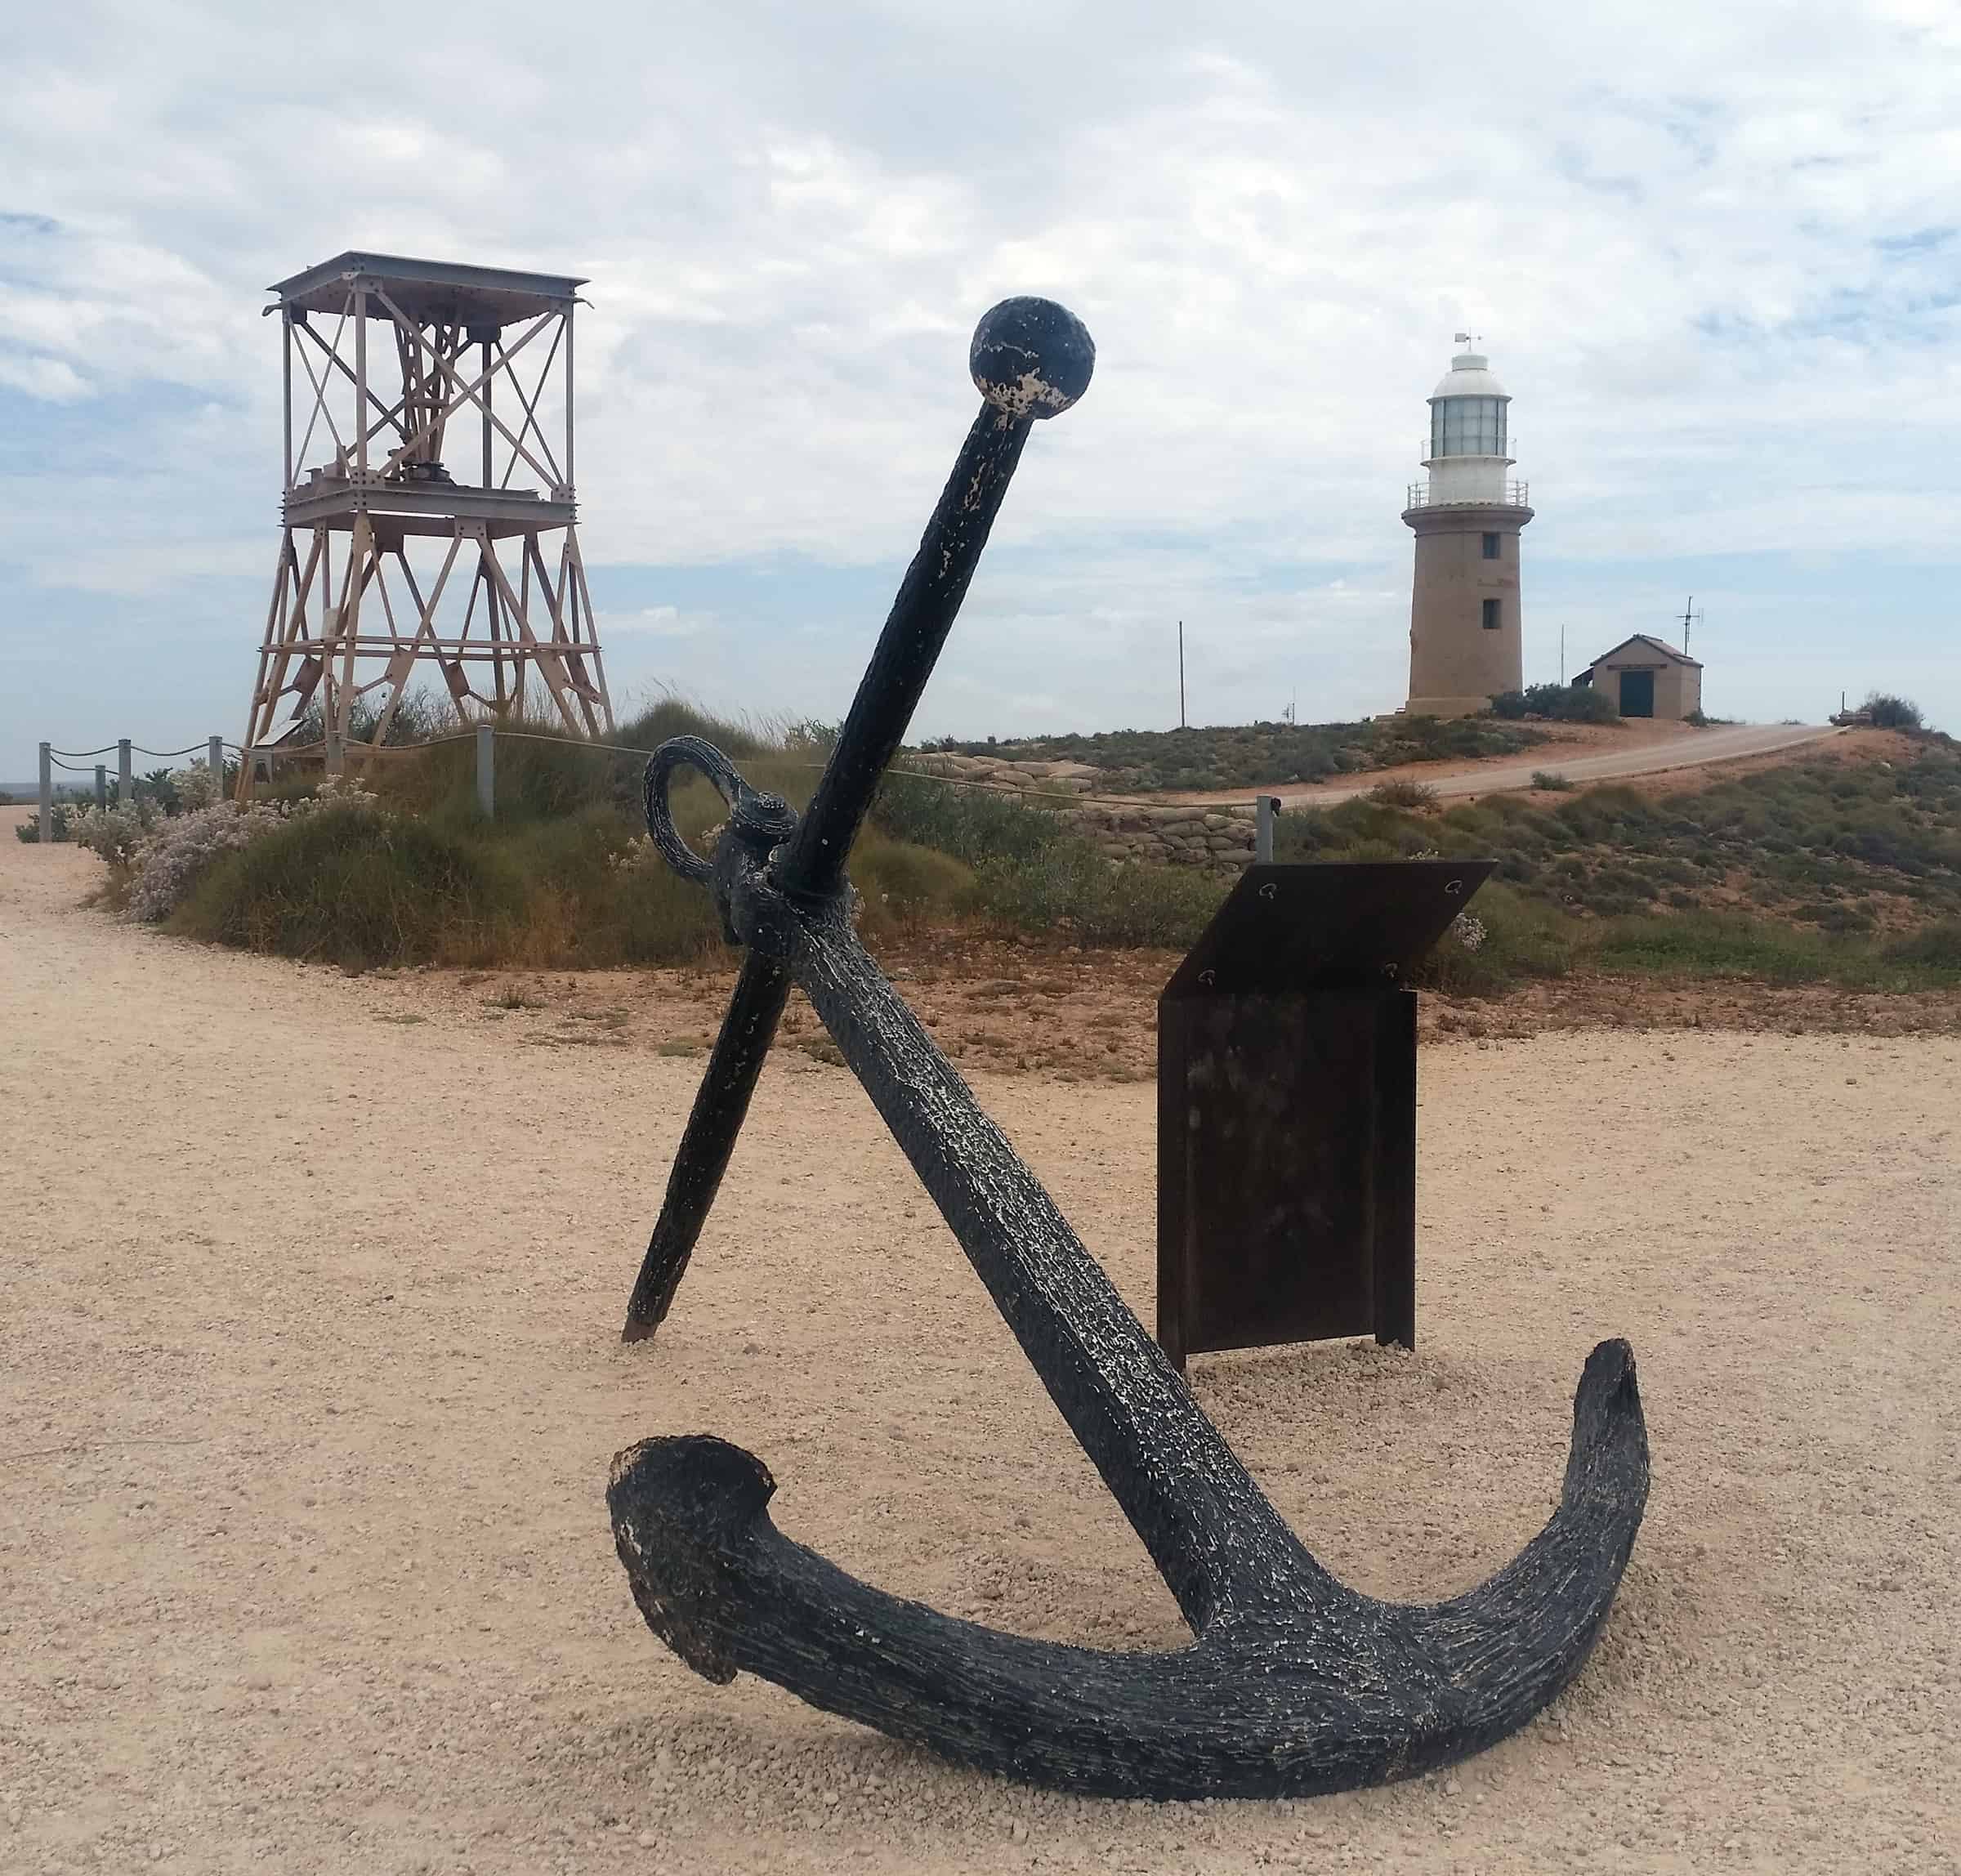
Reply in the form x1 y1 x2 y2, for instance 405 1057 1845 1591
608 297 1649 1799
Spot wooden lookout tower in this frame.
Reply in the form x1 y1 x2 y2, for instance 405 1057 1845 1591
242 252 614 777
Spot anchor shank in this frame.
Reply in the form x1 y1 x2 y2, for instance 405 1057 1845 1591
762 886 1346 1628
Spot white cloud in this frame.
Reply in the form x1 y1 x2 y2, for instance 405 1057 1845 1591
600 604 716 640
3 0 1961 764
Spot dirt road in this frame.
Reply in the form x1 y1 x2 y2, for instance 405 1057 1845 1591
3 825 1956 1874
1184 720 1843 809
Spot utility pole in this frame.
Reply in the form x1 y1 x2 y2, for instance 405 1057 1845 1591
1560 624 1566 687
1678 596 1702 659
1177 620 1186 730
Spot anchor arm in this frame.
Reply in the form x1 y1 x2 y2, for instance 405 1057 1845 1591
609 1254 1645 1802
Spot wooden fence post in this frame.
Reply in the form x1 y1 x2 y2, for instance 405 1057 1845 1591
38 743 52 842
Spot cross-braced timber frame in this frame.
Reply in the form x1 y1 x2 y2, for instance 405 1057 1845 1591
242 252 613 778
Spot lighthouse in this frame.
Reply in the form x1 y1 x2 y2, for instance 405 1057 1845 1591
1400 338 1532 717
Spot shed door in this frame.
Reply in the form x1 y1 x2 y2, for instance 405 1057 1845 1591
1619 669 1655 717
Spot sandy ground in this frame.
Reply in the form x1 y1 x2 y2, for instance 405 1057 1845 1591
3 828 1959 1876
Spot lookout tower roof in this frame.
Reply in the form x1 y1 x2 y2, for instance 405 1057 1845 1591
1430 351 1509 402
267 252 587 325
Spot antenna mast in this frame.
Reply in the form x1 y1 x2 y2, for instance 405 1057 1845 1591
1678 595 1703 661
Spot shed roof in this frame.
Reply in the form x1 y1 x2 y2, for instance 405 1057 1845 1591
267 252 586 325
1585 632 1703 671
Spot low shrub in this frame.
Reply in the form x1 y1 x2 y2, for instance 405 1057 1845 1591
1587 912 1845 985
911 715 1542 792
127 802 289 921
1365 779 1441 810
972 839 1224 949
67 800 162 868
1405 881 1573 994
1530 770 1574 792
1882 918 1961 973
1490 683 1621 725
873 770 1066 866
175 802 522 968
1863 692 1923 730
16 806 73 843
851 834 976 927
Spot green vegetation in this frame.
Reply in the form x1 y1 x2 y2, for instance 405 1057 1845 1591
1490 682 1621 725
1276 743 1961 992
1530 770 1574 792
1366 779 1441 809
164 699 1217 967
1863 692 1924 730
89 686 1961 999
175 804 525 967
967 838 1224 951
918 713 1544 792
16 805 72 842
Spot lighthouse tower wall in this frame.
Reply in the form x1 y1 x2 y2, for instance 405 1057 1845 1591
1404 502 1530 717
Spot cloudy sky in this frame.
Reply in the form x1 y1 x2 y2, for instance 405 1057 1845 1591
4 0 1959 778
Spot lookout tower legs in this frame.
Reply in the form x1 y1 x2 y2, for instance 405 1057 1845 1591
243 252 614 778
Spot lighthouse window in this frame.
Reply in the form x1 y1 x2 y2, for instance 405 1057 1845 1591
1481 532 1500 560
1481 598 1502 631
1431 396 1508 458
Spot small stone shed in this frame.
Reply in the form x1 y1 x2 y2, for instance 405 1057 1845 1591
1577 634 1704 720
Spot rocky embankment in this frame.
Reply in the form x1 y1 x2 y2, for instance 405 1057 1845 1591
900 753 1256 869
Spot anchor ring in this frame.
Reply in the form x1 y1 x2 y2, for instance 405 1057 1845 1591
644 736 795 883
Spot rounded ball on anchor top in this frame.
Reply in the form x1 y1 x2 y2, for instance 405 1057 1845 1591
970 297 1095 419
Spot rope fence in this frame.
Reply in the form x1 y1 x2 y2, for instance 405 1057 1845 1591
28 733 238 841
25 726 1282 862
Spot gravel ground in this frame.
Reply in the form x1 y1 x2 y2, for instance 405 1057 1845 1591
2 826 1956 1875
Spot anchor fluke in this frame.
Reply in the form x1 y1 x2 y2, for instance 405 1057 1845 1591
608 1338 1648 1798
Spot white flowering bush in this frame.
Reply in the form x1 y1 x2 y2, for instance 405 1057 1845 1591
68 800 161 867
1450 911 1488 953
124 802 287 921
168 762 224 813
299 775 382 815
610 832 661 873
119 779 387 922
